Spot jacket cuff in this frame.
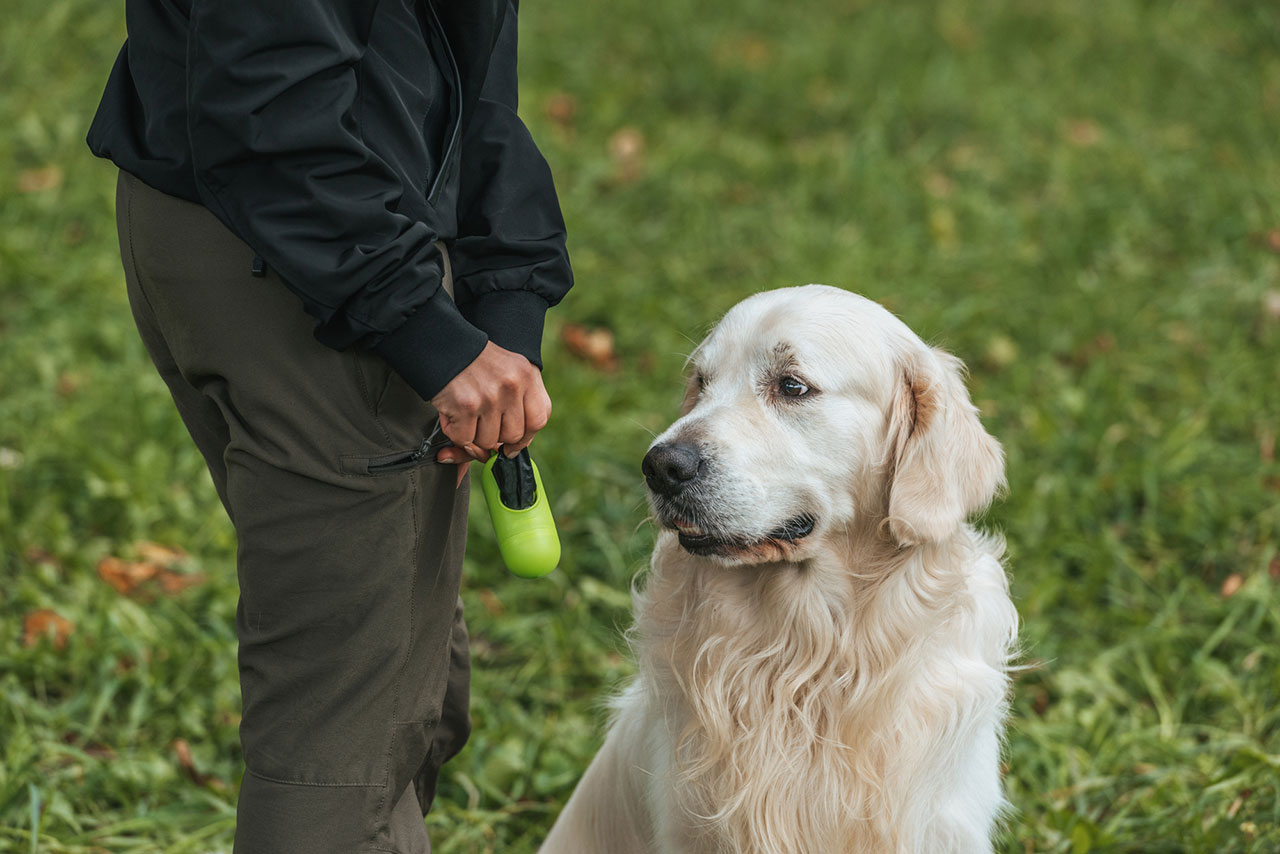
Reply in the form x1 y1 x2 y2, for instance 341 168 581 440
466 289 550 369
373 288 489 401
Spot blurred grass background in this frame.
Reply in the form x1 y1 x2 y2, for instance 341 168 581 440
2 0 1279 851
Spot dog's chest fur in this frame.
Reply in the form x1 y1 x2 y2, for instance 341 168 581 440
633 533 1015 854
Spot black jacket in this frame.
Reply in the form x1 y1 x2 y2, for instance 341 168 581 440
88 0 572 400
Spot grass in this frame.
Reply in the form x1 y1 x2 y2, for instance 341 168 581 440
2 0 1279 850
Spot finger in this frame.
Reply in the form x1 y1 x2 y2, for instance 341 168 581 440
439 412 478 451
435 446 473 465
455 463 469 489
498 407 525 453
510 387 551 454
506 434 535 456
473 412 501 454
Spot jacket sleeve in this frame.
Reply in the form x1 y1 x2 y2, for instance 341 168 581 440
186 0 488 401
450 0 573 370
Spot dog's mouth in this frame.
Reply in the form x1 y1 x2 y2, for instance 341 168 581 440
667 513 817 558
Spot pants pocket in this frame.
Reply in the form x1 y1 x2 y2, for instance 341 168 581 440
339 423 451 476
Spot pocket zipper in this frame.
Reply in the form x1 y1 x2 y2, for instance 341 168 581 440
365 436 437 474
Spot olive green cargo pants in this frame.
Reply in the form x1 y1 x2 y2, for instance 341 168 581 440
116 170 471 853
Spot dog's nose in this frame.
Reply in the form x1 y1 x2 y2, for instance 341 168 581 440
642 443 704 495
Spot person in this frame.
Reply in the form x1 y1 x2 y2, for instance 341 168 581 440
86 0 572 850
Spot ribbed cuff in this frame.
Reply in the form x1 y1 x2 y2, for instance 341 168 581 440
373 288 489 401
466 289 550 369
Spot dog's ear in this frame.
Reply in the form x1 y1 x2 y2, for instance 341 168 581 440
885 348 1005 546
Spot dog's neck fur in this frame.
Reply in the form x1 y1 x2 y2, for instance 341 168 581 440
632 519 1008 854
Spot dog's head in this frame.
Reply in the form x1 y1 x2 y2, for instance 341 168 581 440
643 285 1004 564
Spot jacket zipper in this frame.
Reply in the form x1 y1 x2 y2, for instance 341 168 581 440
422 0 463 206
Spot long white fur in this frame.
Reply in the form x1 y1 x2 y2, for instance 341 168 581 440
541 286 1018 854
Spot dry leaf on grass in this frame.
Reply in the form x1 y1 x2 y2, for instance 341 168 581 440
1065 119 1102 148
23 609 74 650
97 555 161 594
923 171 953 199
546 92 577 127
607 127 645 184
56 371 82 397
478 588 505 617
25 547 60 566
172 738 225 790
1220 573 1244 598
135 540 187 564
561 323 619 371
97 542 204 597
1263 290 1280 321
712 34 772 69
17 165 63 193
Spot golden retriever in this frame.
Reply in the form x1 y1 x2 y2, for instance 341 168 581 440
541 285 1018 853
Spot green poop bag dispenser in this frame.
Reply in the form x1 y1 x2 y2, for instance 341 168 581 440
480 448 560 578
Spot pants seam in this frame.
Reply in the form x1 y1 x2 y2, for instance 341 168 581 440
246 768 383 789
373 466 423 841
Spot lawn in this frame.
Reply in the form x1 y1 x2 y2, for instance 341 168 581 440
2 0 1278 851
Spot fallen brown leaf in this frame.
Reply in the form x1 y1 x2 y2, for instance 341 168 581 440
1066 119 1102 148
1032 688 1050 717
23 609 73 650
134 540 187 565
545 92 577 127
1263 290 1280 321
1227 790 1251 819
1220 573 1244 597
1265 230 1280 254
97 556 160 595
17 164 63 193
98 545 204 597
156 569 207 594
923 171 953 199
712 34 772 69
56 372 82 397
607 127 645 184
478 588 505 617
25 547 60 566
561 323 619 372
172 738 214 787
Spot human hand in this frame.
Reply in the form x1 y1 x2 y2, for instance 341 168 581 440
431 341 551 487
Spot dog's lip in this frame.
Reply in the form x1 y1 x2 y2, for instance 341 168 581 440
768 513 816 542
664 513 817 554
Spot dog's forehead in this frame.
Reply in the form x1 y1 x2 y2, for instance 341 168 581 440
696 286 913 388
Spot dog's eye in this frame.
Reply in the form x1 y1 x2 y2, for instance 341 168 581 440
779 376 809 398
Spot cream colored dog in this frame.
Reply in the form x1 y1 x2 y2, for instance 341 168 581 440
541 285 1018 854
